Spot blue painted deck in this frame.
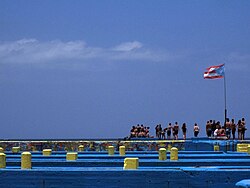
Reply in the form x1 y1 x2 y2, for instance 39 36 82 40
1 139 250 187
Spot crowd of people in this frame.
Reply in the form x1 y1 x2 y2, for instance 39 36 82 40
155 122 198 140
128 117 246 140
205 117 246 140
129 124 151 138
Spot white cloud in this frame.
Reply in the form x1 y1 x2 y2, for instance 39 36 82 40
0 39 91 63
0 39 169 65
112 41 143 52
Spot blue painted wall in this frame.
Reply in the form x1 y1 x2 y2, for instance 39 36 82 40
1 167 250 188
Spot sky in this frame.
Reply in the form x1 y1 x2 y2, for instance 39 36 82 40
0 0 250 139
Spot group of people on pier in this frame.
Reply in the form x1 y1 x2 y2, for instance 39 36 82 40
206 117 246 140
128 122 200 140
128 117 246 140
129 124 151 138
155 122 199 140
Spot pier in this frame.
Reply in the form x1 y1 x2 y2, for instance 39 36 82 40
0 139 250 187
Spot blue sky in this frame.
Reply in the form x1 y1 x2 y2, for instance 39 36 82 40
0 0 249 139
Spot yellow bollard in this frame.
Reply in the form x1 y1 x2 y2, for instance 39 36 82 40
167 144 172 151
119 146 126 156
31 146 37 152
170 147 178 161
159 148 167 160
78 145 84 152
108 146 114 155
0 147 4 153
0 153 6 168
237 144 248 152
21 152 31 169
247 145 250 154
123 158 139 170
12 147 20 153
214 145 220 151
159 141 166 148
43 149 52 156
66 152 78 161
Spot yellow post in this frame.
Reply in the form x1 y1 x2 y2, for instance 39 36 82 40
237 144 248 152
123 158 139 170
167 144 172 151
78 145 84 152
119 146 126 156
159 148 167 160
12 147 20 153
21 152 31 169
66 152 78 161
43 149 52 156
170 147 178 161
247 145 250 154
31 146 37 152
214 145 220 151
108 146 114 155
0 147 4 153
159 141 166 148
0 153 6 168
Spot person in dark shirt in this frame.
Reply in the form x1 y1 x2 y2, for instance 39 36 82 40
241 118 246 140
158 124 162 139
182 123 187 140
155 124 159 138
206 120 212 137
167 123 172 139
173 122 179 140
231 119 236 140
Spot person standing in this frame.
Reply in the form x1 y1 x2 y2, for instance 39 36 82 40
167 123 172 139
161 125 166 140
155 124 159 138
206 120 212 137
173 122 179 140
182 123 187 140
237 120 243 140
242 118 246 140
225 118 231 139
158 124 162 139
193 123 200 137
231 119 236 140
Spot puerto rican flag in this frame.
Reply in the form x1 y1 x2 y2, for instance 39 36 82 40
204 64 225 79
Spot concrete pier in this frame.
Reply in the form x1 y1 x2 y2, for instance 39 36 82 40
0 139 250 187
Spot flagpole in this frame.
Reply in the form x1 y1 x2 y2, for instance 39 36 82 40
224 64 227 125
204 64 227 124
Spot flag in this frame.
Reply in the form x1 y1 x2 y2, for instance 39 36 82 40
204 64 225 79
